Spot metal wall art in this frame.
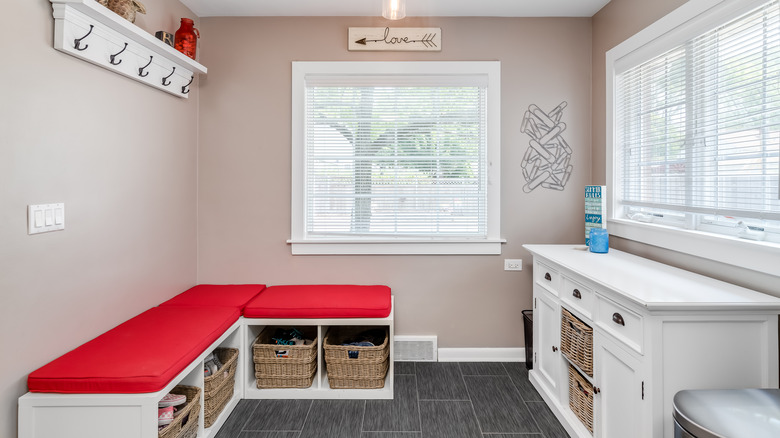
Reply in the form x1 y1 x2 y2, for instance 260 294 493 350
520 102 573 193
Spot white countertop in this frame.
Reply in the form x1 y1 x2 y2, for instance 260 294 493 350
523 244 780 311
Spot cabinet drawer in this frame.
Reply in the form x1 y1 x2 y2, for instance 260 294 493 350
561 276 594 319
535 261 560 296
596 296 643 354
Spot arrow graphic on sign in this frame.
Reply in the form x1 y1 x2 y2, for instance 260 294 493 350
354 28 438 48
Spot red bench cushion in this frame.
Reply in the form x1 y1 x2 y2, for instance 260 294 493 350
243 285 392 318
27 306 240 394
159 284 266 311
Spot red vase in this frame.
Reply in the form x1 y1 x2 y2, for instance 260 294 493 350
174 18 199 60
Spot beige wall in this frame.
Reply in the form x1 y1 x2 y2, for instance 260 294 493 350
591 0 780 296
0 1 200 436
197 16 593 346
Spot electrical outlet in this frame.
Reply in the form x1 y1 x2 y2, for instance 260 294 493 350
504 259 523 271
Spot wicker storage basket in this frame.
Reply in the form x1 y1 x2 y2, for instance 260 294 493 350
104 0 146 23
253 327 317 389
323 327 388 362
158 385 200 438
204 375 234 427
203 348 238 428
326 353 389 378
256 365 317 389
561 308 593 376
568 365 594 434
177 413 198 438
328 359 389 389
204 348 238 394
324 327 389 389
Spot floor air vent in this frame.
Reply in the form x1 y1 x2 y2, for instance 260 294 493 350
394 335 437 361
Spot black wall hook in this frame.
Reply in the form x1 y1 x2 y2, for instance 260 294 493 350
138 56 153 77
109 43 128 65
161 66 176 86
74 25 94 51
181 76 194 94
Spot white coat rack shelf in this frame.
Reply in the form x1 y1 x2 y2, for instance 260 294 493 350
50 0 207 98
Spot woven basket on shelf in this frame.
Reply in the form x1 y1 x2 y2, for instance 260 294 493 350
253 327 318 389
203 348 238 428
253 327 318 361
323 327 388 362
326 351 389 378
204 348 238 394
560 307 593 376
158 385 200 438
328 359 389 389
324 327 389 389
256 365 317 389
177 412 198 438
98 0 147 23
568 365 594 434
204 375 235 427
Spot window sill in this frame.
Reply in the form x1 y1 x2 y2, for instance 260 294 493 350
287 239 506 255
608 218 780 277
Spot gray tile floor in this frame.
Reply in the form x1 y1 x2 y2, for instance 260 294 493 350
215 362 570 438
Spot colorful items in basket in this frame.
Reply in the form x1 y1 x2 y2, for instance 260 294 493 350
157 392 187 429
340 328 386 358
203 351 224 377
272 327 313 357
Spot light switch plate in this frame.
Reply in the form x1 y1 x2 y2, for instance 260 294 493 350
28 203 65 234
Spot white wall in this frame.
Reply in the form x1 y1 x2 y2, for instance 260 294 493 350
0 1 200 436
196 16 593 348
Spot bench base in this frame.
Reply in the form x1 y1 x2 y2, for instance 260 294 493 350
19 320 243 438
19 305 394 438
243 313 394 400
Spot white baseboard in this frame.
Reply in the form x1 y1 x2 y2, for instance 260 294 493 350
437 347 525 362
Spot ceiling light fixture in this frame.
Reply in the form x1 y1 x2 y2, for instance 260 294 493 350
382 0 406 20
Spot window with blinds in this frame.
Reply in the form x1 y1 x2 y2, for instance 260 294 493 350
290 62 501 254
614 0 780 243
305 85 486 237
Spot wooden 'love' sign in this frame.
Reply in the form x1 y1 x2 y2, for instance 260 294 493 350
348 27 442 52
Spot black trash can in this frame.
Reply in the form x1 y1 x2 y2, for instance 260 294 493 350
522 310 533 370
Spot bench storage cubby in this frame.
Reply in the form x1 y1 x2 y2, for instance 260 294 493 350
252 326 319 389
203 347 238 428
324 326 390 389
159 385 201 438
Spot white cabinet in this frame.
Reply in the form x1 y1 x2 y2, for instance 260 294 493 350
524 245 780 438
593 331 645 438
534 286 562 395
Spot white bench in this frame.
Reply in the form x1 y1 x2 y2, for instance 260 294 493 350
19 284 394 438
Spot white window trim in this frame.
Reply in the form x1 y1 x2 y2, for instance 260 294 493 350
606 0 780 277
289 61 503 255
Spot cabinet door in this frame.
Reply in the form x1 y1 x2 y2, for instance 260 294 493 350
534 287 561 395
594 333 645 438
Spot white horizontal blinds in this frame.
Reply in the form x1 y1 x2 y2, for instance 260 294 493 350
304 82 487 237
616 0 780 220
